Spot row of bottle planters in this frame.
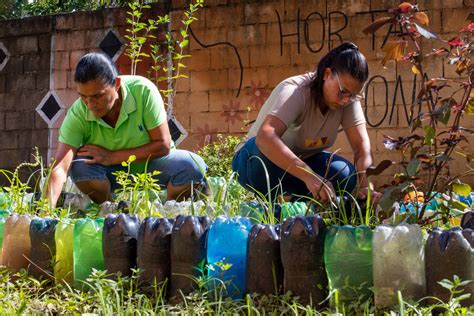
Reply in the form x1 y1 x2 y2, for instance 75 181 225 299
0 210 473 309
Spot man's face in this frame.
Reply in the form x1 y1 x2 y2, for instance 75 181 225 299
77 78 120 118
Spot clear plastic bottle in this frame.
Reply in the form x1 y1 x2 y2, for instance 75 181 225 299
372 224 426 309
0 213 32 272
207 216 253 299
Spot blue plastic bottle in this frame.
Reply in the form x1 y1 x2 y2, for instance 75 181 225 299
207 216 253 299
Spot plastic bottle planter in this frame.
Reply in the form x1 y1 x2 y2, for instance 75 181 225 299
425 227 473 307
103 214 140 277
246 224 283 295
279 202 307 219
73 218 105 289
281 215 328 306
208 176 227 202
324 225 373 306
0 210 10 252
28 218 58 281
461 211 474 229
137 217 174 293
372 224 426 309
239 202 265 224
169 215 211 300
0 214 32 273
207 216 253 299
54 219 75 284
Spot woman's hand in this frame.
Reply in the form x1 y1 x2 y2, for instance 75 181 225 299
358 187 382 205
77 144 112 166
304 175 336 203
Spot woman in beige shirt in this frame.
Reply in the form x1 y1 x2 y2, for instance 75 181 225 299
232 42 380 205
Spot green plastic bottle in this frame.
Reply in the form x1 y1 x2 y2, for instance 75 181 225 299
73 218 105 289
280 202 307 219
0 210 10 253
54 219 75 284
324 225 373 306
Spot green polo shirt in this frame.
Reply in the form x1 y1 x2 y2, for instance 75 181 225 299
59 75 171 172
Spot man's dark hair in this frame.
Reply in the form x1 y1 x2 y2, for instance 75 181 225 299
74 52 119 85
310 42 369 107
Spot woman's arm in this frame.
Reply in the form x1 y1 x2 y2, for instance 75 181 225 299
344 123 381 200
256 114 335 202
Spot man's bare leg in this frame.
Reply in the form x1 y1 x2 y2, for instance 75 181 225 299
75 179 112 204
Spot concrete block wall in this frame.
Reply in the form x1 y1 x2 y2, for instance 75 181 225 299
0 0 472 188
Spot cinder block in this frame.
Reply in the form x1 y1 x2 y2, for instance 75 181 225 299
443 8 471 33
249 44 291 67
205 5 242 28
6 74 36 92
5 111 35 131
209 90 236 112
187 49 211 71
0 75 5 94
74 11 104 30
55 14 74 30
12 36 38 55
228 24 266 47
188 91 209 113
191 111 229 133
190 69 228 91
244 1 284 25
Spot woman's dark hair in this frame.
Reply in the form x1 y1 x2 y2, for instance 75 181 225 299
74 52 119 85
310 42 368 107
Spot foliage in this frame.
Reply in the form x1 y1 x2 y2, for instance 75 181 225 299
197 134 242 178
112 154 162 216
363 2 474 225
124 0 204 105
0 267 471 314
0 0 130 20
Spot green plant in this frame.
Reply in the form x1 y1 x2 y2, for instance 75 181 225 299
197 134 242 178
112 155 162 216
124 0 204 107
363 2 474 225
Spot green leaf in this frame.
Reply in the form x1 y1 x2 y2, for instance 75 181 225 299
179 39 189 48
180 29 187 37
438 280 454 290
423 126 435 145
452 183 472 197
407 158 421 176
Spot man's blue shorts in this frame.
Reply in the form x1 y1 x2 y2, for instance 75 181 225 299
70 149 207 191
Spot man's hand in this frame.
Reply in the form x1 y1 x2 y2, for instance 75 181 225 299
77 144 112 166
304 175 336 203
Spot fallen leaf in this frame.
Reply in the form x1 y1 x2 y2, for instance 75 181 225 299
411 65 421 74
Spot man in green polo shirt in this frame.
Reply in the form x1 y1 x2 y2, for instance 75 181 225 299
47 52 207 206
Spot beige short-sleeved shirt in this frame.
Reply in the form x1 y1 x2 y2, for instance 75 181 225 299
237 72 366 158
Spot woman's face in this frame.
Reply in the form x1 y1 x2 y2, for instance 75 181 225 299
77 78 121 118
322 68 365 111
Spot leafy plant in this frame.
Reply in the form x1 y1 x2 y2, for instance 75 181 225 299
112 155 162 216
363 2 474 224
124 0 204 106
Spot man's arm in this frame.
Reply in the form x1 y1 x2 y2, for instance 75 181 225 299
47 142 77 207
77 122 171 166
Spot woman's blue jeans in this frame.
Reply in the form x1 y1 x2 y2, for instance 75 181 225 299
232 137 357 201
